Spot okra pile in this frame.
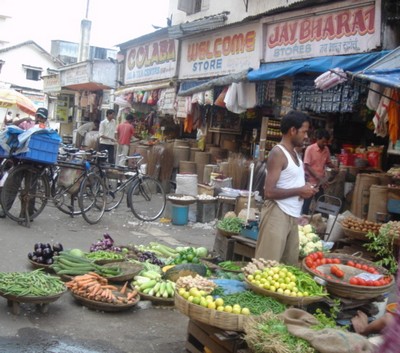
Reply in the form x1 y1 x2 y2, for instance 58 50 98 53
0 269 65 297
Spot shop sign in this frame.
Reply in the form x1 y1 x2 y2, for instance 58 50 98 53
124 38 178 84
43 74 61 93
265 1 381 62
179 23 261 79
61 65 90 86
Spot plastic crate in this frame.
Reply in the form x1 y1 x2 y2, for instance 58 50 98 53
15 133 61 164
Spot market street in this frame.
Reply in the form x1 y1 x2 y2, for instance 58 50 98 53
0 202 216 353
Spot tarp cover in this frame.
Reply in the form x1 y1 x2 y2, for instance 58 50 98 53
351 46 400 89
248 51 389 82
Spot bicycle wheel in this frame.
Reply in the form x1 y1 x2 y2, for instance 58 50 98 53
53 185 82 216
128 176 166 221
0 164 50 223
78 173 106 224
104 177 125 211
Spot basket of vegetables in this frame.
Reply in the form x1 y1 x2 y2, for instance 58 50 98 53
216 217 244 237
244 265 327 306
0 269 66 314
302 252 394 299
340 217 381 241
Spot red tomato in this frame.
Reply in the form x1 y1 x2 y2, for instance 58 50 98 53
355 263 362 269
316 251 324 259
358 278 367 286
361 264 369 271
347 261 355 267
320 258 327 265
333 258 341 264
349 277 358 285
326 258 333 264
305 259 313 268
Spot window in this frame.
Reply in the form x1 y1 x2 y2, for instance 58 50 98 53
178 0 204 15
26 69 41 81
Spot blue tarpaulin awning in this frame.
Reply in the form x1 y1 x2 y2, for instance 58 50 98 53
248 51 389 82
351 47 400 89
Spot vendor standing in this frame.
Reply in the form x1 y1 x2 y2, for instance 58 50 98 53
99 109 116 164
302 129 338 215
255 111 317 265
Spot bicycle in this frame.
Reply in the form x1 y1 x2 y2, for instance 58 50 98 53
0 150 107 226
99 154 167 221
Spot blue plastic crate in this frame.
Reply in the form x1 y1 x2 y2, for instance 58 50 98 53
388 199 400 215
15 133 61 164
240 221 259 240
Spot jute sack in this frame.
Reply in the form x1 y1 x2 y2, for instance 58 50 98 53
367 185 388 221
279 308 374 353
351 174 380 219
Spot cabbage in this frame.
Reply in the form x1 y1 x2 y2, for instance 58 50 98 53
195 247 208 258
69 248 86 258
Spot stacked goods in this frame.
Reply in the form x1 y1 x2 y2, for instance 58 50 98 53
51 250 122 277
66 273 138 304
341 217 381 233
0 269 65 297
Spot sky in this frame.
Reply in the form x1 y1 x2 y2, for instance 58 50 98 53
1 0 171 51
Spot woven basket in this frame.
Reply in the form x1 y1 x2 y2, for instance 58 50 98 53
341 226 369 241
244 278 324 306
217 227 239 238
301 253 395 300
174 291 248 332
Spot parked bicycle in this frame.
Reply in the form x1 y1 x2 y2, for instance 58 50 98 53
99 154 167 221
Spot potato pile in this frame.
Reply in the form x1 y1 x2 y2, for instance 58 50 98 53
341 217 381 234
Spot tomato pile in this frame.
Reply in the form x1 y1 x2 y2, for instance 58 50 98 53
303 252 392 287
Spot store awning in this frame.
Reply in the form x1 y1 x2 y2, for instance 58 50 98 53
350 47 400 89
248 51 389 81
115 80 175 96
178 69 250 96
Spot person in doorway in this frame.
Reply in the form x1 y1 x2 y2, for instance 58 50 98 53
116 114 135 166
255 111 317 265
76 119 100 149
302 129 338 215
99 109 116 164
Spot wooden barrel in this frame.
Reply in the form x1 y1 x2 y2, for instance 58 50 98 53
190 147 201 161
203 164 218 184
173 146 190 168
194 152 211 165
173 139 190 148
179 161 197 174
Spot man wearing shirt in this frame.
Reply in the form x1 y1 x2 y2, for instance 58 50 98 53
76 119 100 149
302 129 337 214
116 114 135 166
99 109 116 164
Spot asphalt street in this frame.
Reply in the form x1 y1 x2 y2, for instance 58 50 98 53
0 201 217 353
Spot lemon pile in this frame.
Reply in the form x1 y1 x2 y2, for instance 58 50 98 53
247 267 310 297
178 287 250 315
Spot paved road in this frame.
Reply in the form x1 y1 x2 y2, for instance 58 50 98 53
0 201 217 353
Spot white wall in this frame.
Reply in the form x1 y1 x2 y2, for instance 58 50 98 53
0 44 58 91
168 0 306 25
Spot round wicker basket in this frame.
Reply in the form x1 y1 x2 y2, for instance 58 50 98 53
216 227 239 238
167 194 197 205
244 278 324 306
301 253 394 300
341 226 369 241
174 291 248 332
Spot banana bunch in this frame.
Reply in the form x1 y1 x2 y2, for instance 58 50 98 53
132 275 175 299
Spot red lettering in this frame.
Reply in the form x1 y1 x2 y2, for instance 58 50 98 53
214 38 222 57
300 19 311 43
167 40 176 61
351 9 367 35
206 41 213 59
222 36 231 56
322 16 335 39
288 22 298 43
245 31 256 52
364 7 375 33
312 18 323 41
230 34 244 54
159 40 168 62
268 25 281 48
336 11 351 38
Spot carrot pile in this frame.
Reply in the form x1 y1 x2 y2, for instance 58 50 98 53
65 272 138 304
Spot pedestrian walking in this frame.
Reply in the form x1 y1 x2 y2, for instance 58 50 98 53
99 109 116 164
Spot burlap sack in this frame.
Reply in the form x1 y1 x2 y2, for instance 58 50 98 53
279 308 374 353
351 174 380 219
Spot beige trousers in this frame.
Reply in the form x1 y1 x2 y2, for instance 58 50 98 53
255 200 299 266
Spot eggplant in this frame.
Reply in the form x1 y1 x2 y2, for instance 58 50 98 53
52 243 63 252
53 251 59 257
34 248 43 256
36 256 44 264
27 252 34 260
42 248 53 259
34 243 42 251
45 258 54 265
31 255 38 262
